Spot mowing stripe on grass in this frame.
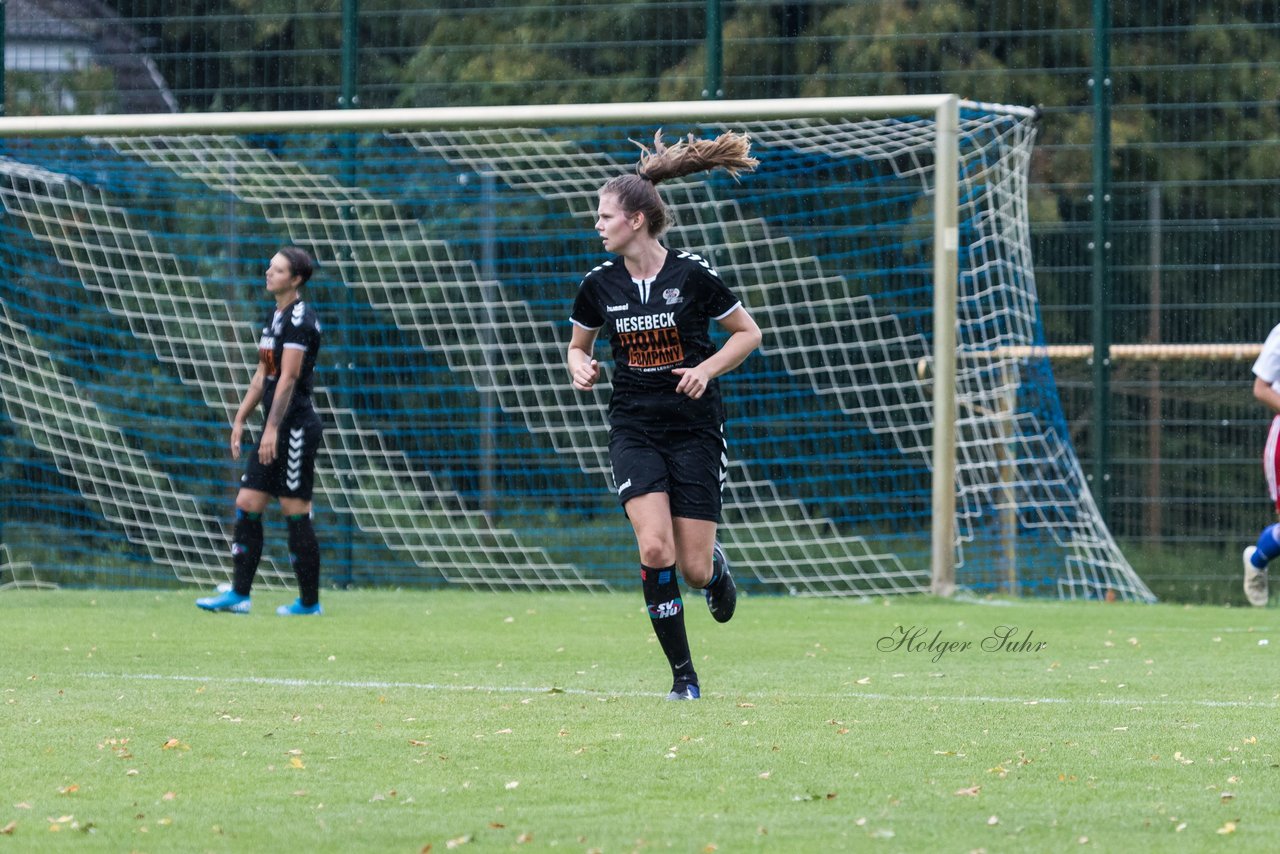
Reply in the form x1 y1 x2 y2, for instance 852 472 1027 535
75 670 1280 709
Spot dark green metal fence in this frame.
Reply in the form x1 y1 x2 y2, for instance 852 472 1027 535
4 0 1279 595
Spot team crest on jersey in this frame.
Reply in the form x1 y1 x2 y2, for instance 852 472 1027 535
662 288 683 305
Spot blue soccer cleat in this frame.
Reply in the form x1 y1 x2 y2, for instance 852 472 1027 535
196 589 251 614
666 682 701 701
704 541 737 623
276 598 323 616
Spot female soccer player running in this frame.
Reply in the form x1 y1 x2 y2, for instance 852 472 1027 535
196 246 326 616
567 131 762 699
1243 321 1280 606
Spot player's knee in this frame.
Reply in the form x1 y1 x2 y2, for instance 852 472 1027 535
235 492 268 515
679 561 713 589
636 540 674 569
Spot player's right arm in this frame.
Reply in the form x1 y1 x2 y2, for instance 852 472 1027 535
230 364 267 460
567 324 601 391
1253 376 1280 416
1252 324 1280 416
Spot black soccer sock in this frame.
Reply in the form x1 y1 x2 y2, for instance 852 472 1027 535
641 563 697 687
287 513 321 607
230 509 264 596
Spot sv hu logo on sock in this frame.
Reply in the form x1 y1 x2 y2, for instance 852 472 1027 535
649 599 682 619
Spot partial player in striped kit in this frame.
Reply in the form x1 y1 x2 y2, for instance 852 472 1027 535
1243 321 1280 606
567 130 763 699
196 246 326 616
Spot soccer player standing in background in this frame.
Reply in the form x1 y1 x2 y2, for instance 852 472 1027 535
1242 321 1280 606
196 246 326 616
567 131 762 699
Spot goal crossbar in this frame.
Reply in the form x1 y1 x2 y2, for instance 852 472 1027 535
0 96 1013 137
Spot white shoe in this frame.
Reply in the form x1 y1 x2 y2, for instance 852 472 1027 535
1244 546 1269 607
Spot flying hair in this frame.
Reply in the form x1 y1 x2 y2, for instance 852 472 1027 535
600 129 759 238
634 129 759 184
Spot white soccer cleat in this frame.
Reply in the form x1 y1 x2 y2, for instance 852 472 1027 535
1244 546 1269 607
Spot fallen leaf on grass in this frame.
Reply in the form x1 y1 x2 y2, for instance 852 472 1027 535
57 784 79 795
161 738 189 751
1217 821 1237 835
1 821 16 835
954 786 981 797
446 834 472 848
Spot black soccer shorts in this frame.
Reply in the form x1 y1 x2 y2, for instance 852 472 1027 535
608 423 727 522
240 415 324 501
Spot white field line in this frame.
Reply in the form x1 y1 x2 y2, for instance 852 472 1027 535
75 671 1280 709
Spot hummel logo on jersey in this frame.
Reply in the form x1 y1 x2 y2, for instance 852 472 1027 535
617 478 632 494
291 302 307 327
607 303 629 312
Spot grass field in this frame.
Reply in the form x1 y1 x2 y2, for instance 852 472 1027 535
3 588 1279 852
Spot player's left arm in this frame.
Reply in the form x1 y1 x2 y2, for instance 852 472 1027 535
673 306 762 400
258 346 305 464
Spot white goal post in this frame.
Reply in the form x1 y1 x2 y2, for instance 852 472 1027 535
0 96 1152 600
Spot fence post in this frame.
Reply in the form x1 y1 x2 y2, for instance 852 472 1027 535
703 0 723 99
1090 0 1113 520
0 0 6 117
334 0 359 585
341 0 359 108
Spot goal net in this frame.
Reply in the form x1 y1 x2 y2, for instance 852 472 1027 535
0 97 1154 600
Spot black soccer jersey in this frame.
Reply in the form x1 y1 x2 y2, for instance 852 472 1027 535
257 298 322 423
570 249 741 427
